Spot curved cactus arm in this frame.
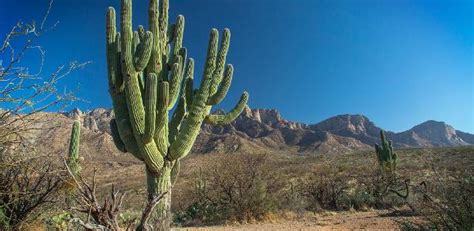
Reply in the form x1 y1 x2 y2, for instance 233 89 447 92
137 25 145 41
110 119 127 152
198 29 220 96
154 80 170 155
184 59 194 111
134 31 153 72
132 31 140 54
374 144 383 163
208 64 233 105
146 0 162 76
168 62 184 109
143 73 157 143
209 28 231 95
121 0 165 174
169 96 186 143
107 7 142 159
205 92 249 125
167 29 219 161
170 160 180 185
169 15 185 65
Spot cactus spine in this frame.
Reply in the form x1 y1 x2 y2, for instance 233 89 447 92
67 120 81 176
374 130 397 173
106 0 249 228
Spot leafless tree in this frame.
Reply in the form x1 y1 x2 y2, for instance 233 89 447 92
0 0 89 228
0 0 89 155
64 160 168 231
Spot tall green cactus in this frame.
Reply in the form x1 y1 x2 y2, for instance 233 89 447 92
374 130 397 173
106 0 248 229
67 120 81 176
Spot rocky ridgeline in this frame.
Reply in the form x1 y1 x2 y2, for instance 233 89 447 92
60 107 474 155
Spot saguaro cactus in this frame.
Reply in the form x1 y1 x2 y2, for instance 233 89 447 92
105 0 248 229
67 120 81 176
374 130 397 173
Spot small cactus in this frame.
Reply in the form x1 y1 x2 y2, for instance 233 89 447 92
67 120 81 176
374 130 397 173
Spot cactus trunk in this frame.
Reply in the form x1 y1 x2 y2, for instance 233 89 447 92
146 166 172 230
105 0 249 228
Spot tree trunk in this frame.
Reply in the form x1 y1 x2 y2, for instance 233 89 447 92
145 163 172 231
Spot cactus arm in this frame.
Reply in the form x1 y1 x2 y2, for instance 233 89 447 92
170 160 180 185
167 62 183 109
133 31 140 54
121 0 164 173
110 119 127 152
168 15 184 66
137 25 145 41
167 29 219 161
184 59 194 111
173 16 184 55
159 0 169 49
153 81 170 155
207 64 233 105
134 31 153 72
107 7 142 159
169 96 186 143
146 0 162 77
205 91 249 125
143 73 157 143
209 29 231 96
121 0 136 74
106 7 118 88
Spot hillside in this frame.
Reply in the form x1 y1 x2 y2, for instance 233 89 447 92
54 107 474 157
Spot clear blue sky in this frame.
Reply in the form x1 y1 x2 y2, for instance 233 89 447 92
1 0 472 133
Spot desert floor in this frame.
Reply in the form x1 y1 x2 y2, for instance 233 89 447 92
174 209 422 230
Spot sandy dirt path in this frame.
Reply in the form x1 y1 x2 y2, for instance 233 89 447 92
174 209 420 231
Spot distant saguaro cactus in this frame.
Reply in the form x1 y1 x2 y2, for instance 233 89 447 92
374 130 397 173
105 0 249 229
67 120 81 176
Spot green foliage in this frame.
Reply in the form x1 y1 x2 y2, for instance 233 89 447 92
374 130 397 174
45 212 72 230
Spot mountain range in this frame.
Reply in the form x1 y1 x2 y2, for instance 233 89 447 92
61 107 473 155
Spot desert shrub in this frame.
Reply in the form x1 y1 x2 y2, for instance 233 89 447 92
0 155 65 230
298 165 408 212
175 153 285 225
300 167 351 211
279 180 307 214
350 169 409 210
408 172 473 230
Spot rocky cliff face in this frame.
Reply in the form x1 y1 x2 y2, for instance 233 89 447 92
55 107 473 155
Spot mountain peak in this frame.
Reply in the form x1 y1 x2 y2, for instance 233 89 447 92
398 119 468 147
61 107 473 153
